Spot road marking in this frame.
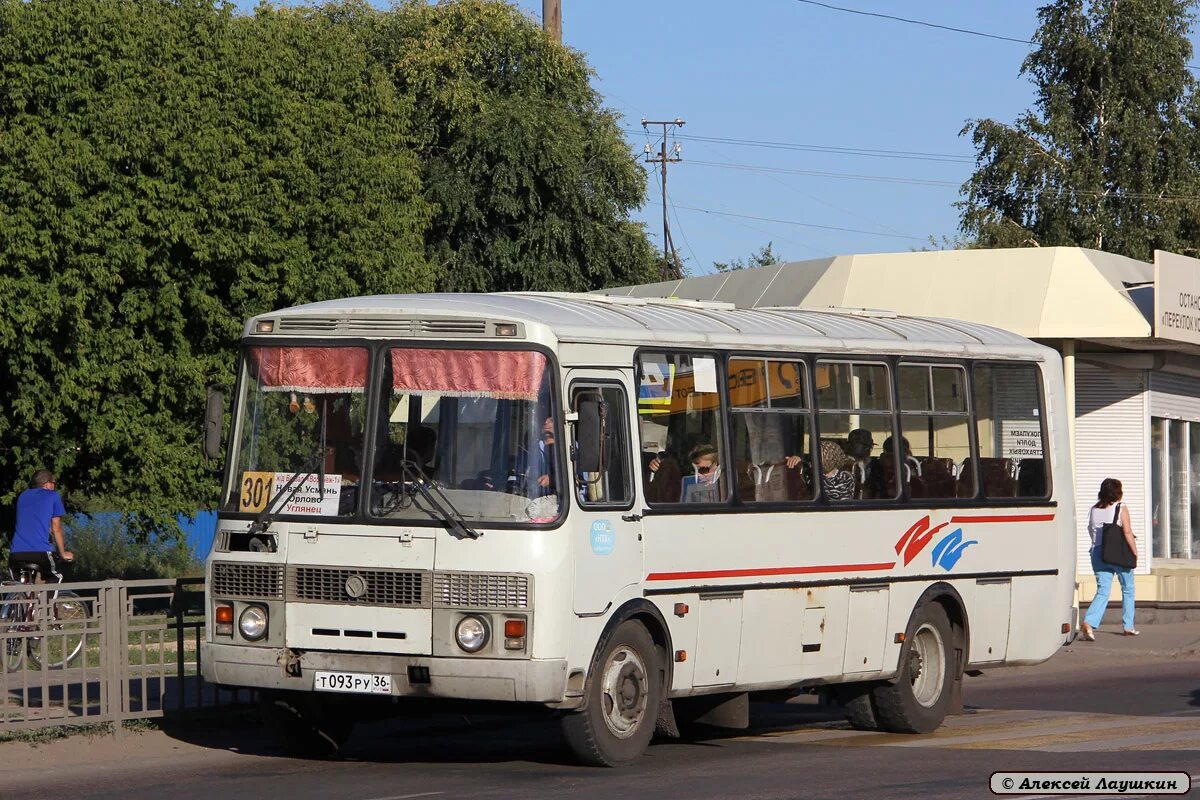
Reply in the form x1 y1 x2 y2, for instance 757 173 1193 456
361 793 445 800
734 710 1200 752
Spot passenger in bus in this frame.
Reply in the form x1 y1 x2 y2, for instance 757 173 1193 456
846 428 875 497
535 416 556 496
403 424 437 474
819 441 856 501
644 451 682 503
875 435 921 497
681 443 722 503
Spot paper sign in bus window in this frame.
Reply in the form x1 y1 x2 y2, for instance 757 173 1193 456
693 357 718 394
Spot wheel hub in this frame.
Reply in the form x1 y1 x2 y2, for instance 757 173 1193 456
600 645 649 739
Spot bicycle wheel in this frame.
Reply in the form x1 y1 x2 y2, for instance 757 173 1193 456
28 591 87 670
0 598 28 672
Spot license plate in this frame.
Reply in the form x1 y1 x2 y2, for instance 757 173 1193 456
313 671 392 695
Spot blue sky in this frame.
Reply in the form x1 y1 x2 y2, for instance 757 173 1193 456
237 1 1200 273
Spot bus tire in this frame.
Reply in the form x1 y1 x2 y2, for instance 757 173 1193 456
562 620 661 767
259 689 355 758
834 682 881 731
871 602 955 734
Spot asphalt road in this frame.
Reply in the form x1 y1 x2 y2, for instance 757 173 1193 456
7 648 1199 800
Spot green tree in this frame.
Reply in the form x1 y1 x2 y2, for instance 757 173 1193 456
366 0 659 292
0 0 433 532
958 0 1200 259
713 242 783 273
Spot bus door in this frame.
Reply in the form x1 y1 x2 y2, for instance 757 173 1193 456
567 373 643 615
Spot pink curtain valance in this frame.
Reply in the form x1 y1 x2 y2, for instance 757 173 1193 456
391 349 546 401
248 346 368 393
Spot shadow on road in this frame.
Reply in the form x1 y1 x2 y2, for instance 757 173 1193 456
152 696 850 767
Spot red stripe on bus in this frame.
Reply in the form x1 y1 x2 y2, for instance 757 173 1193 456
949 514 1056 524
645 562 897 582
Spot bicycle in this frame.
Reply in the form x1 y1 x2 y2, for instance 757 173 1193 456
0 561 87 672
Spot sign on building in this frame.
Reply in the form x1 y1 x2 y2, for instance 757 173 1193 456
1154 251 1200 345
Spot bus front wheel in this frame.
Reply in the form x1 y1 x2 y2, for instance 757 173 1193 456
871 601 956 734
562 620 661 767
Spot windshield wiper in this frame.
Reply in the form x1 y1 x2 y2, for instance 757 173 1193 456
399 459 480 540
248 404 328 535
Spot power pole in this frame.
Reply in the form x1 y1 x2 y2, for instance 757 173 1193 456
543 0 561 42
642 118 685 281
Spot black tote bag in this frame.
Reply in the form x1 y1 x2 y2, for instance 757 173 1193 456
1100 503 1137 569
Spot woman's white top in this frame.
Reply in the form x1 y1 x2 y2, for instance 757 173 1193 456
1088 503 1120 549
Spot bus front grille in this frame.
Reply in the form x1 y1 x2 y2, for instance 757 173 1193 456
287 566 429 608
211 562 285 600
432 572 530 609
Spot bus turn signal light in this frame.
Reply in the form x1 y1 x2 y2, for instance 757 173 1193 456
1061 623 1071 634
504 620 526 638
675 650 687 662
215 603 234 636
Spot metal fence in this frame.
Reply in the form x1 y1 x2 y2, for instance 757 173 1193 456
0 577 251 732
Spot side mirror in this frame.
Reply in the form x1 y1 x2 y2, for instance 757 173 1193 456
574 397 605 473
204 388 225 461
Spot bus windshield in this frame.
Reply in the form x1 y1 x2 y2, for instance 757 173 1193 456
370 347 561 525
226 345 370 518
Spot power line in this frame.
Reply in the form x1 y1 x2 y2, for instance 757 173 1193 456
673 204 927 241
622 128 973 163
683 136 911 238
791 0 1033 45
688 158 1200 203
791 0 1200 73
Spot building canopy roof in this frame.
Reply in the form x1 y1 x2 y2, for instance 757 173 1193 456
602 247 1156 342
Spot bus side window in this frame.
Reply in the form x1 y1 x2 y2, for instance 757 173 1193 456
972 363 1050 499
572 384 633 507
637 352 728 506
898 364 971 499
816 360 895 501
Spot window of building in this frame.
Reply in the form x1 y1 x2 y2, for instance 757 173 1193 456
815 360 895 500
1151 416 1200 560
728 358 813 503
571 383 633 507
898 364 972 499
637 352 728 505
971 363 1049 499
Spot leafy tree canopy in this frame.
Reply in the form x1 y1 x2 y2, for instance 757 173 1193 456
367 0 659 292
0 0 434 533
713 242 783 273
958 0 1200 260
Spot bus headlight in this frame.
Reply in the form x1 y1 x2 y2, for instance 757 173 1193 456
239 605 268 641
455 615 489 653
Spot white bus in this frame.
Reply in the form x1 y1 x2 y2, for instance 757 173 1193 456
202 293 1075 765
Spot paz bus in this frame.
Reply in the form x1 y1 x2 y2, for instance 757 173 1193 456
201 292 1075 765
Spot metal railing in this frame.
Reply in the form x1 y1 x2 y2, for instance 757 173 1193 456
0 578 251 732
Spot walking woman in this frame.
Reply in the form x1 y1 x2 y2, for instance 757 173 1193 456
1080 478 1138 640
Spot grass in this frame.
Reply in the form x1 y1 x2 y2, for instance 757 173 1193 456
0 718 165 744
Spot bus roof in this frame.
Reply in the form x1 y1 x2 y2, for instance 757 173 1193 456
249 292 1049 359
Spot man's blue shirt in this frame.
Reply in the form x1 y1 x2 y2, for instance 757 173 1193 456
12 488 65 552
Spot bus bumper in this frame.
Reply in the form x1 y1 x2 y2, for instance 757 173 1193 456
201 642 569 703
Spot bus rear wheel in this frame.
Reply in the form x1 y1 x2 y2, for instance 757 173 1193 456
871 602 956 734
562 620 661 767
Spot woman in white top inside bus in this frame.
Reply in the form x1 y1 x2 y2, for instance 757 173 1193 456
1080 477 1138 640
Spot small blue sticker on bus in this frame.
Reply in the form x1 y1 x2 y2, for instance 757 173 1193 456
590 520 615 555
